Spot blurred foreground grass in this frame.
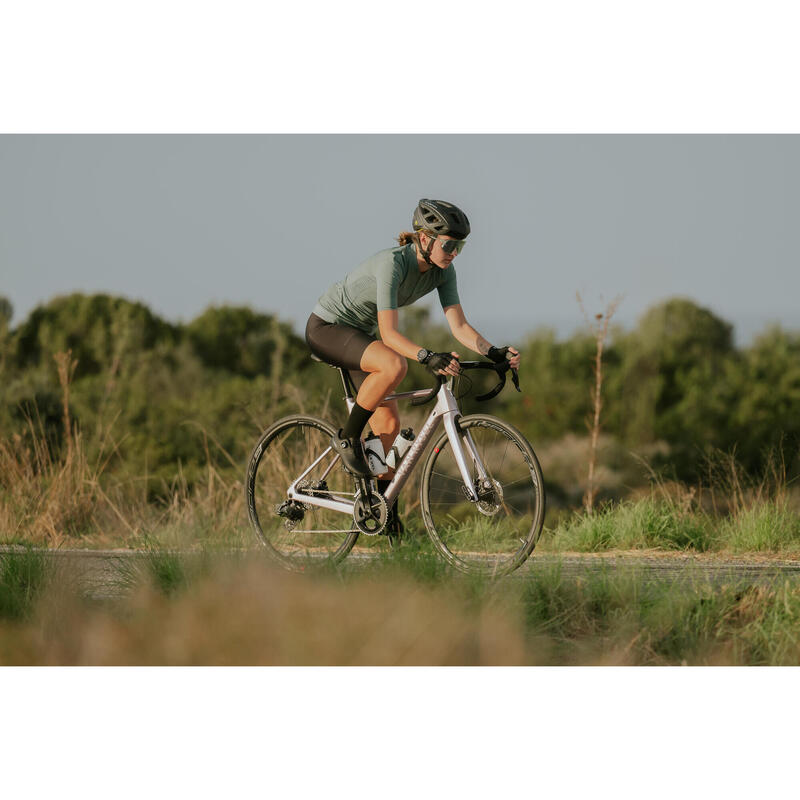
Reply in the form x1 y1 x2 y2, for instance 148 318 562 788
3 544 800 665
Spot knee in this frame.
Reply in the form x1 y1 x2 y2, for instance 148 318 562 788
386 354 407 385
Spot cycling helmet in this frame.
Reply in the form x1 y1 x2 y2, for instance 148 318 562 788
412 199 471 240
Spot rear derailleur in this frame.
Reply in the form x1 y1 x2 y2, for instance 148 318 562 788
275 499 306 530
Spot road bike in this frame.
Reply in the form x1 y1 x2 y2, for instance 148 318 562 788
245 356 545 576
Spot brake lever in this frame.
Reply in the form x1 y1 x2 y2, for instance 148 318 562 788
511 367 520 392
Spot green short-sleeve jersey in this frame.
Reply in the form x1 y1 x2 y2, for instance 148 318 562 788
312 243 460 334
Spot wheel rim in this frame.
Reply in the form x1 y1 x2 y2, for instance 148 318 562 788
423 418 544 575
247 417 359 569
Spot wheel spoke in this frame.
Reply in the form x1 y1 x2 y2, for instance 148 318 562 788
421 416 545 576
247 417 359 570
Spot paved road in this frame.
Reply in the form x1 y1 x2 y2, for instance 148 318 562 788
524 553 800 585
4 547 800 598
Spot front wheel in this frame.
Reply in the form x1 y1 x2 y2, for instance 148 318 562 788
420 414 545 576
246 415 360 571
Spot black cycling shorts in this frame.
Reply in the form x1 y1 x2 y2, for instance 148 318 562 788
305 313 375 390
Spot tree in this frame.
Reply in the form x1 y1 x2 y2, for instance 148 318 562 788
11 293 179 378
613 297 736 478
185 306 308 379
0 296 12 372
0 296 12 332
726 326 800 473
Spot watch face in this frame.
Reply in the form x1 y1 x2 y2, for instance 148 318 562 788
417 348 429 363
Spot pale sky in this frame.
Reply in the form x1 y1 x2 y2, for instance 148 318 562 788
2 135 799 345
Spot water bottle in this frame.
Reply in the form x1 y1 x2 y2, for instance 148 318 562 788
362 433 387 477
385 428 415 470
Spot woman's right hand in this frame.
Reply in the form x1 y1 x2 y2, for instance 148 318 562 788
424 351 461 377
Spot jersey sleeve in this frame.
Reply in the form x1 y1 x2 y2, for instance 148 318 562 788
376 256 402 311
437 265 460 308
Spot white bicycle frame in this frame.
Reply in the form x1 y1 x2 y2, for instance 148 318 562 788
285 379 489 517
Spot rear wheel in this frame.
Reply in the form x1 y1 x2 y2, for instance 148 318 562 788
420 414 545 576
246 415 360 571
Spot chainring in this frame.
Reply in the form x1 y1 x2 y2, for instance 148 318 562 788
352 490 388 536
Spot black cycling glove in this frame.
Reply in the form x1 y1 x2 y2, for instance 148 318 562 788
487 345 511 364
424 351 460 374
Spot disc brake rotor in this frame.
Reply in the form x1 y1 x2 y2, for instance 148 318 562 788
475 478 504 516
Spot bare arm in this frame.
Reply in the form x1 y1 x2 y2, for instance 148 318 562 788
377 309 461 376
377 309 425 359
443 304 521 368
443 305 492 355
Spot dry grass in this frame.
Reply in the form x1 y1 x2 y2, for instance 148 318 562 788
4 550 800 665
0 558 532 665
0 422 100 545
0 408 247 549
0 350 247 548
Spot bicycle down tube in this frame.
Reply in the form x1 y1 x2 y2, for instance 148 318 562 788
382 383 481 507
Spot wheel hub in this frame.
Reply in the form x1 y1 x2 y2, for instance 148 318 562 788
475 478 503 516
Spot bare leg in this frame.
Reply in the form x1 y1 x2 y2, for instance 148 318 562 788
357 341 408 410
368 401 401 479
357 341 406 479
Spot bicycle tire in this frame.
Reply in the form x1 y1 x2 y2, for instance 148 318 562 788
246 415 360 571
419 414 545 576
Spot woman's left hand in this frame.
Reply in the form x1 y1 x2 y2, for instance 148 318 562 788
487 345 521 370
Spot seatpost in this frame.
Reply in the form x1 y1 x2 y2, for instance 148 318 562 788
338 368 354 400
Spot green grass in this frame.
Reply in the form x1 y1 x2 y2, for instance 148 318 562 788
2 545 800 664
545 497 712 552
512 561 800 664
0 548 49 621
4 488 800 664
542 496 800 555
113 538 234 597
719 501 800 553
331 542 800 665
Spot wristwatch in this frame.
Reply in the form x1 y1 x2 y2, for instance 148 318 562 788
417 348 431 364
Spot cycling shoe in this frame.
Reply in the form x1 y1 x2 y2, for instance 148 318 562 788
330 429 372 477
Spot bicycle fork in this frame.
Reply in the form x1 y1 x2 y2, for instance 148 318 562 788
442 412 490 500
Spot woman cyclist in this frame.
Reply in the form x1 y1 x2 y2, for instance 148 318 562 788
305 198 521 524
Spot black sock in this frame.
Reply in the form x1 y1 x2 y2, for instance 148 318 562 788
342 402 373 440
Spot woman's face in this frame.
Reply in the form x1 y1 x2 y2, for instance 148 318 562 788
421 233 464 269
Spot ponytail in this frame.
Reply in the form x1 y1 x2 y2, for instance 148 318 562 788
397 229 435 246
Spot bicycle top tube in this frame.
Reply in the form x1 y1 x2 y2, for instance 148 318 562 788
310 352 518 407
386 360 518 407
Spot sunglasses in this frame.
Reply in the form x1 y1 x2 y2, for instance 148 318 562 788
436 237 466 255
